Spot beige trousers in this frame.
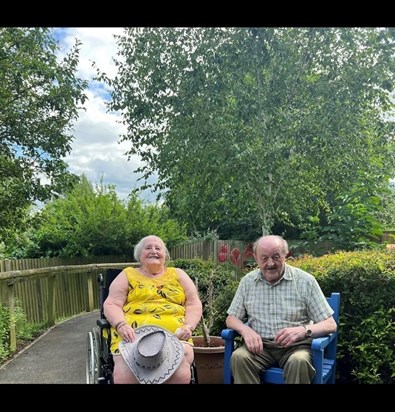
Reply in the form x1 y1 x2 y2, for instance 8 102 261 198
230 338 315 384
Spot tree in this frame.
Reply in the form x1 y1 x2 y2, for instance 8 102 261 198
105 28 395 240
0 27 87 241
8 176 187 258
123 192 188 249
25 175 127 257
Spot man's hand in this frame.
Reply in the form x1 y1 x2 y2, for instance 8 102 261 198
274 326 305 347
241 326 264 354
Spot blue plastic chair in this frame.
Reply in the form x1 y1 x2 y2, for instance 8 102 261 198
222 292 340 384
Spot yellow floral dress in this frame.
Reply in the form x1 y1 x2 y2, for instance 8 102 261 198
110 266 191 354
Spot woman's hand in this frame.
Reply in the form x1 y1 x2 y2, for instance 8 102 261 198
117 323 136 343
175 324 194 340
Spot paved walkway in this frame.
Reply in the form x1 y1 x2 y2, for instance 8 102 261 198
0 310 99 384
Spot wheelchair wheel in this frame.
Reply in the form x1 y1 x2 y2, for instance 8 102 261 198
86 327 100 384
190 361 198 384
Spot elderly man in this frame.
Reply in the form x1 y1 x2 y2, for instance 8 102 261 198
226 235 337 384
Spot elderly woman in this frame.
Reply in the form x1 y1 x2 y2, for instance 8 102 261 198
103 235 202 384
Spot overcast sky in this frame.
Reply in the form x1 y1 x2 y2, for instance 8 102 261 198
54 27 159 202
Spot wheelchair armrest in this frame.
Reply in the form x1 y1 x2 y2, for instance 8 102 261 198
97 318 111 329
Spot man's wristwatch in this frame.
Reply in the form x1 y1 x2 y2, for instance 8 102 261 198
302 325 313 338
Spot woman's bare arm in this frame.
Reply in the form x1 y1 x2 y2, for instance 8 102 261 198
103 271 129 327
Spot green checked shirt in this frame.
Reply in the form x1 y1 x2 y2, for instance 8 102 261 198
227 264 333 340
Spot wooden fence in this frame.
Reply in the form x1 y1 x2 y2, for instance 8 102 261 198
2 231 393 274
3 233 393 355
0 238 252 280
0 255 133 351
0 255 131 273
169 239 254 275
0 262 138 351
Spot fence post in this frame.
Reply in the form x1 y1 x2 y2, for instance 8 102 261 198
47 275 56 326
213 240 218 265
87 269 95 313
6 281 17 352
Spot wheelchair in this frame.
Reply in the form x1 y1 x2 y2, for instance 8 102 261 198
86 268 198 384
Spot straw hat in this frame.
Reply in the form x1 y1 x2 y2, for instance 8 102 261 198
119 325 184 384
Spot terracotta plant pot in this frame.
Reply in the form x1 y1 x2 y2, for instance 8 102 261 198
192 336 225 384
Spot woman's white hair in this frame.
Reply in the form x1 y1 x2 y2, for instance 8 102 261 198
133 235 171 262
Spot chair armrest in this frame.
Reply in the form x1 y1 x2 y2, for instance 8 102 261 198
311 333 336 351
221 328 239 340
311 332 338 383
221 328 240 383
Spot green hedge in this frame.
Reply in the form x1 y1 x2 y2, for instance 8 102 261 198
291 250 395 384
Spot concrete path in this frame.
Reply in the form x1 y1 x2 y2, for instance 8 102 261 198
0 310 99 384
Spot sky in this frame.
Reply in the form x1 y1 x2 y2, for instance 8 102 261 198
53 27 159 202
46 27 395 203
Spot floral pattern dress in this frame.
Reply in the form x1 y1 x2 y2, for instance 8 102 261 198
110 266 190 354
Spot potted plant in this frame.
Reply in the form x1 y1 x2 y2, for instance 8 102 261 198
191 268 228 384
171 259 238 383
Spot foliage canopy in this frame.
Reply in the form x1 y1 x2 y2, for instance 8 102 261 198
11 175 187 258
0 27 87 241
105 27 395 241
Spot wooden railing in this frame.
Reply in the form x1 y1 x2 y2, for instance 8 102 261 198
0 262 138 351
0 255 131 273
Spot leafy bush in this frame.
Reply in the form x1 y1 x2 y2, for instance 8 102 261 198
292 250 395 383
170 258 238 336
0 304 11 362
0 300 46 364
347 307 395 383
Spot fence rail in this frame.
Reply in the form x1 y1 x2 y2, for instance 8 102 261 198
0 255 131 273
0 262 138 351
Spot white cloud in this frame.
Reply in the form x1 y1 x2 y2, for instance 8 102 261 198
54 27 159 202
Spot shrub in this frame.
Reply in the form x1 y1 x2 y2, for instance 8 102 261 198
170 258 238 336
292 250 395 383
0 300 46 365
0 304 11 362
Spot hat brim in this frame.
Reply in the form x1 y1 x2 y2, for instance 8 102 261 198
119 325 184 384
